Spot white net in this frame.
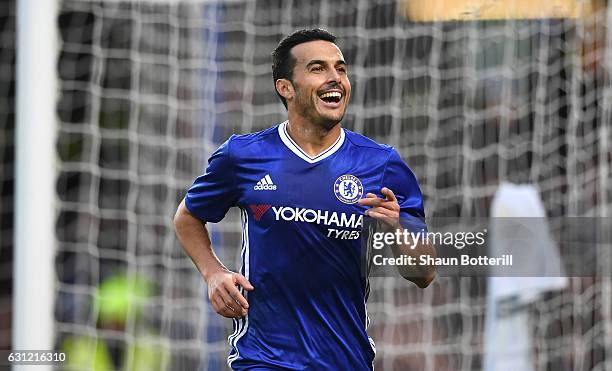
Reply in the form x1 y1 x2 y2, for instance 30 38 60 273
53 0 612 370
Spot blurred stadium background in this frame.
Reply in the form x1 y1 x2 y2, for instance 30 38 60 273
2 0 611 370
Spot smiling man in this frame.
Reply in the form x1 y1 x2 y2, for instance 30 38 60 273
174 28 436 370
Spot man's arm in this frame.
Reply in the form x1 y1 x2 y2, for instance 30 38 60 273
173 199 253 318
388 232 436 288
359 188 436 288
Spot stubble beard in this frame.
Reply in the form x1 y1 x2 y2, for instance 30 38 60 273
293 84 346 131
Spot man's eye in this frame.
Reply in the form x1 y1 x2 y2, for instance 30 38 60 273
337 67 347 73
311 66 323 72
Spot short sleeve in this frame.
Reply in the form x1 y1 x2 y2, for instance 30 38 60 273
185 137 239 223
381 149 427 232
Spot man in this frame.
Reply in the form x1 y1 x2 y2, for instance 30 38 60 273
174 28 436 370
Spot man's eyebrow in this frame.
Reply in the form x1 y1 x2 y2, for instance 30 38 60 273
305 59 347 67
305 59 325 67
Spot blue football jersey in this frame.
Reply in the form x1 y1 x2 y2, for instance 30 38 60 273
185 121 426 370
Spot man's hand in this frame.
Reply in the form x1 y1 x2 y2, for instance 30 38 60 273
174 200 255 318
358 187 436 288
206 268 254 318
358 187 401 231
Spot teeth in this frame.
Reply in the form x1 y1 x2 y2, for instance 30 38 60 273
320 92 341 99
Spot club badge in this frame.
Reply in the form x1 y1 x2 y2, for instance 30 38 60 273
334 174 363 204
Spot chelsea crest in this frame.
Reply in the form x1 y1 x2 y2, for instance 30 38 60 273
334 174 363 204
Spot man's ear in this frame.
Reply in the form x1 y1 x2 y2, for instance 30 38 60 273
275 79 294 102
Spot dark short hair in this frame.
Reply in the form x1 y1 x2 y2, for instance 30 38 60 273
272 28 337 109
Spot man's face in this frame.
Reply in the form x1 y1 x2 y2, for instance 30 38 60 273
286 40 351 129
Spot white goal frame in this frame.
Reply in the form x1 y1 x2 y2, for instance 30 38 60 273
14 0 58 368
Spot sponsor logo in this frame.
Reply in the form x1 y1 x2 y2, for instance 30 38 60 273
251 205 362 239
334 174 363 204
271 206 363 229
254 174 277 191
247 205 363 228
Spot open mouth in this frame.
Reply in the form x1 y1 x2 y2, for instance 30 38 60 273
318 91 342 105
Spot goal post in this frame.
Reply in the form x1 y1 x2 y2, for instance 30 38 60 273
14 0 58 365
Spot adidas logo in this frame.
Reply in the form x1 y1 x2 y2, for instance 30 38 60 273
254 174 277 191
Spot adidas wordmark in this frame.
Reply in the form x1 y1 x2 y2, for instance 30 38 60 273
254 174 277 191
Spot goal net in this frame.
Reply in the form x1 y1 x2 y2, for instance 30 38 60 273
52 0 611 370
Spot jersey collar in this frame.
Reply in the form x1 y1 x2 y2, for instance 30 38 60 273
278 120 345 164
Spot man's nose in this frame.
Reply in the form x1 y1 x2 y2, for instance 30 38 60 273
327 67 341 83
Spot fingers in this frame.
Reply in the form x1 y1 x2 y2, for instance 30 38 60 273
366 206 397 218
218 285 248 316
233 274 254 291
358 188 397 207
225 282 250 311
359 188 400 230
358 196 382 207
208 271 254 319
381 187 397 202
211 295 241 318
212 289 246 318
367 208 402 230
359 192 399 213
366 207 399 228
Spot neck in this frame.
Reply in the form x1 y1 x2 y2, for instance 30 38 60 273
285 112 342 157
